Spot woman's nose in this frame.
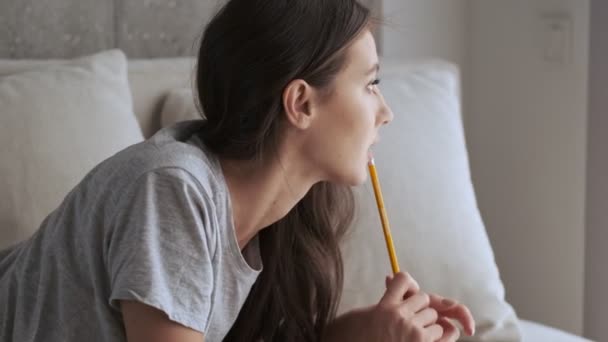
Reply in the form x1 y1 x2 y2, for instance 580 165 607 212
378 92 393 125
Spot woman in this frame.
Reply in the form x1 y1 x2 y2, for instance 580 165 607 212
0 0 475 341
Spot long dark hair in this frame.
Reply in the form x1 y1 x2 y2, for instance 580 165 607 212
195 0 371 340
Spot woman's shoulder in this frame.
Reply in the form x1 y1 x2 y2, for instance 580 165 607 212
136 120 216 174
77 120 226 218
104 120 221 191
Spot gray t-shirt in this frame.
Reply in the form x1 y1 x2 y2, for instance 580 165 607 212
0 120 262 342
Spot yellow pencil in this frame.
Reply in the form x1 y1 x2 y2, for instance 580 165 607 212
368 152 400 275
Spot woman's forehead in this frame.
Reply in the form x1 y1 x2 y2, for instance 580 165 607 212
344 31 379 74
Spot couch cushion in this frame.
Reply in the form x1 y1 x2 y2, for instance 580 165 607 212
126 58 195 137
160 87 201 128
0 49 144 249
0 55 196 139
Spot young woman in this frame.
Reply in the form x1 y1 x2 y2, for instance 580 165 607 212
0 0 475 341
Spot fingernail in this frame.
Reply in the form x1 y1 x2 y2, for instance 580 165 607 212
441 298 456 307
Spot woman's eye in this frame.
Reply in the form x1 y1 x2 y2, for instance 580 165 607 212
367 78 381 91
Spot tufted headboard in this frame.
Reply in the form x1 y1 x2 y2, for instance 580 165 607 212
0 0 380 59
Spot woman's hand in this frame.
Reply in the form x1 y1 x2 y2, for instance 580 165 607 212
323 272 475 342
384 273 476 341
427 293 475 339
323 272 442 342
369 271 448 341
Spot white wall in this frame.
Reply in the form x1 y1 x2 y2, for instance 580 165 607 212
467 0 589 335
381 0 469 68
584 0 608 340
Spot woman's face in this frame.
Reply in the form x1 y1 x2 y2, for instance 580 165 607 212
306 30 393 186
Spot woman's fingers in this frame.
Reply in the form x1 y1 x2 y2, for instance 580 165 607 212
379 274 475 340
411 307 438 327
436 317 461 342
425 323 445 341
384 272 420 294
429 294 476 336
401 292 431 314
379 272 420 305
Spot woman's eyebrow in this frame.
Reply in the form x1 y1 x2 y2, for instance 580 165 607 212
365 63 380 75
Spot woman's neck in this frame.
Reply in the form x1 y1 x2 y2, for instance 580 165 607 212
219 145 319 249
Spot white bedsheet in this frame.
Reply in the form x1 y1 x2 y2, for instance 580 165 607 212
520 319 594 342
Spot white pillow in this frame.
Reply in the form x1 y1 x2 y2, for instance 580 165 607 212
0 49 144 249
339 60 521 341
160 87 202 127
154 60 522 341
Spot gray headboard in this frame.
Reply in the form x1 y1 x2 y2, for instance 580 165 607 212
0 0 380 59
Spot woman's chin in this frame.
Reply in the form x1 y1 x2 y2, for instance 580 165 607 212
340 168 368 187
326 161 369 186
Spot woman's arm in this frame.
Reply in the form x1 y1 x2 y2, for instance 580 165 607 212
121 300 205 342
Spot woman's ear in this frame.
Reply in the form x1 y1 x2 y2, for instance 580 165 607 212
282 79 314 130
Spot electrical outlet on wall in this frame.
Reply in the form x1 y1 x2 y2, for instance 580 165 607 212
539 12 573 65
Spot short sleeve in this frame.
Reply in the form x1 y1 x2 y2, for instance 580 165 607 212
106 167 216 333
